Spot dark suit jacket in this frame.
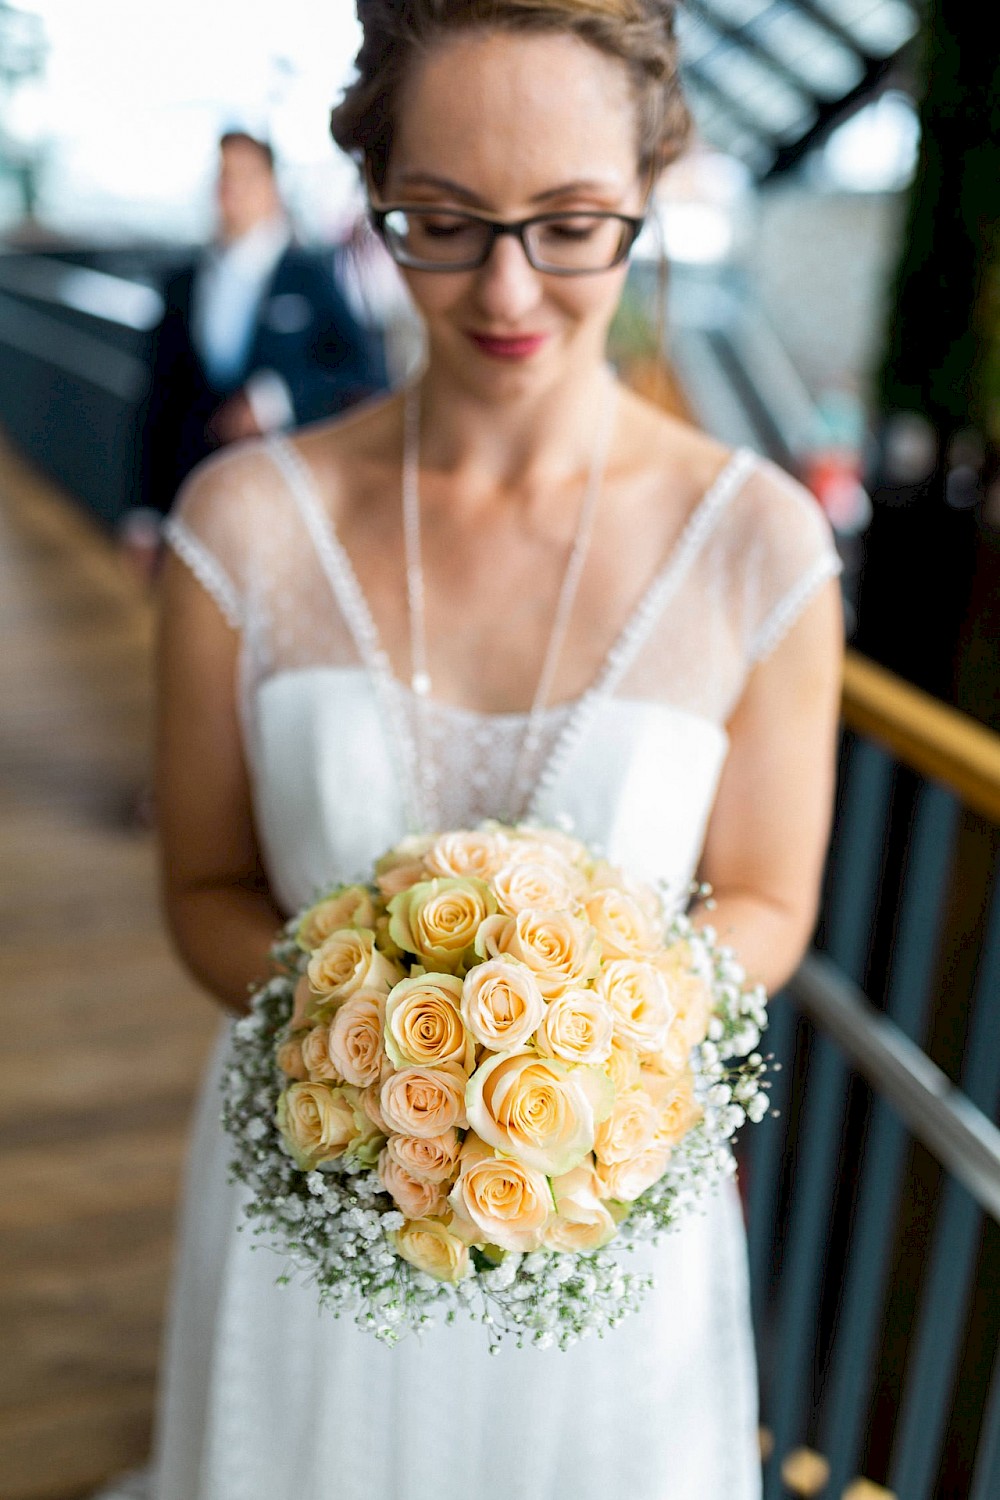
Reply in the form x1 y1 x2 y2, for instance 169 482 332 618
137 243 387 515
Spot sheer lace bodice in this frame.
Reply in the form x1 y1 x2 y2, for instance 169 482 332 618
164 426 840 860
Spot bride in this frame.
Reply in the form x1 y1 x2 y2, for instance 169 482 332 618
137 3 843 1497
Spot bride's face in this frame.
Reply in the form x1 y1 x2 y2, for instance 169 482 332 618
382 29 646 394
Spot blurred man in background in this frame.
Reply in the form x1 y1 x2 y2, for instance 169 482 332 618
134 130 385 519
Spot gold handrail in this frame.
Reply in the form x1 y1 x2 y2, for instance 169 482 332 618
841 651 1000 824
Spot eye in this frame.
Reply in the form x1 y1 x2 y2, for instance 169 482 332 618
414 213 479 239
539 217 603 241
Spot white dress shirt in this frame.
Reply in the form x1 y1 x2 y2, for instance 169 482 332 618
192 215 295 430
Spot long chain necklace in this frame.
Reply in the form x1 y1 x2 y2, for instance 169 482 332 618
401 373 617 829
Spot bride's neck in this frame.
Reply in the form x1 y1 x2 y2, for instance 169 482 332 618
415 359 616 493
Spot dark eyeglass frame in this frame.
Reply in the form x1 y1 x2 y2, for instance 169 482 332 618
369 203 646 275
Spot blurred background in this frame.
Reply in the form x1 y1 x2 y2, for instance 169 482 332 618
1 3 998 1498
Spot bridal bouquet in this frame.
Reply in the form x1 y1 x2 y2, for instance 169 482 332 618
224 824 769 1349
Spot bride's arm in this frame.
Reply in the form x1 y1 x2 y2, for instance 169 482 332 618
155 551 284 1013
692 577 844 993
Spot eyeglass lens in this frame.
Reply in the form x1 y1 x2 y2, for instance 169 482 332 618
381 209 634 272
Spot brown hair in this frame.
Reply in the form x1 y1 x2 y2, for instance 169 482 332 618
330 0 691 191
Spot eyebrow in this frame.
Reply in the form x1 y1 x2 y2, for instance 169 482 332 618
392 172 626 207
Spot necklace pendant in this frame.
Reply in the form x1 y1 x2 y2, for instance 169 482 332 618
411 671 431 697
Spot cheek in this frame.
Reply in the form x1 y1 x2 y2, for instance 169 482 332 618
552 267 629 328
401 269 471 321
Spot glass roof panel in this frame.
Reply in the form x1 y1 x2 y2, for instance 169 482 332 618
808 0 920 56
744 4 866 98
695 43 818 138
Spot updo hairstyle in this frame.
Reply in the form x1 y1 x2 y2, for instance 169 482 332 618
330 0 692 192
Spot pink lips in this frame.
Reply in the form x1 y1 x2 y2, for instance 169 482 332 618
469 332 550 360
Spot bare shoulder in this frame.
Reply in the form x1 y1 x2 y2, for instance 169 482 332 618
616 384 732 497
288 392 404 525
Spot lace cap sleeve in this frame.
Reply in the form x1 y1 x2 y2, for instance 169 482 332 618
162 445 265 631
737 459 843 666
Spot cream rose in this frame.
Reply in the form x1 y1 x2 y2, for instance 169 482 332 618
594 1085 660 1165
297 885 379 951
475 909 600 999
644 1068 703 1146
597 959 675 1053
466 1048 613 1176
603 1035 642 1092
448 1134 551 1251
326 990 385 1086
492 856 582 916
384 973 474 1071
585 886 660 960
535 988 614 1065
460 959 545 1050
389 878 496 973
509 825 590 870
380 1063 468 1138
384 1128 462 1184
425 829 508 881
595 1144 671 1203
391 1216 470 1282
543 1163 618 1251
306 927 401 1003
300 1021 342 1082
378 1147 449 1219
276 1082 361 1169
276 1035 307 1080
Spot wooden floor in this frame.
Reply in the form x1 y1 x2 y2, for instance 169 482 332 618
0 440 218 1500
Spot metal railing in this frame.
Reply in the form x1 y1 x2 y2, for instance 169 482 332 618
748 650 1000 1499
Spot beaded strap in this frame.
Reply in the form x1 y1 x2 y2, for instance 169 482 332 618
266 436 425 832
163 515 243 631
527 447 759 820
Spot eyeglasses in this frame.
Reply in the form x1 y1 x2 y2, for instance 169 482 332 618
369 204 645 275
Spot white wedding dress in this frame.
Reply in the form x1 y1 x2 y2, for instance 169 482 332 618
112 427 839 1500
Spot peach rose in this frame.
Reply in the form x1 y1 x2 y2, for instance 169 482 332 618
475 909 600 999
380 1063 468 1138
384 1128 462 1185
460 959 545 1050
509 825 591 870
594 1085 660 1165
448 1134 551 1251
275 1035 308 1080
603 1035 642 1092
492 856 582 916
597 959 675 1052
378 1147 449 1219
360 1078 393 1135
384 973 474 1071
375 836 433 898
300 1021 342 1082
326 990 385 1087
391 1217 470 1283
291 973 317 1029
389 878 496 973
544 1163 619 1251
276 1081 361 1169
655 942 715 1055
644 1067 703 1146
535 988 614 1065
585 886 661 960
297 885 379 951
306 928 401 1004
595 1144 671 1203
425 829 509 881
466 1048 613 1176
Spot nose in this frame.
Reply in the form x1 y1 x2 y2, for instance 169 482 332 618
471 232 544 323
